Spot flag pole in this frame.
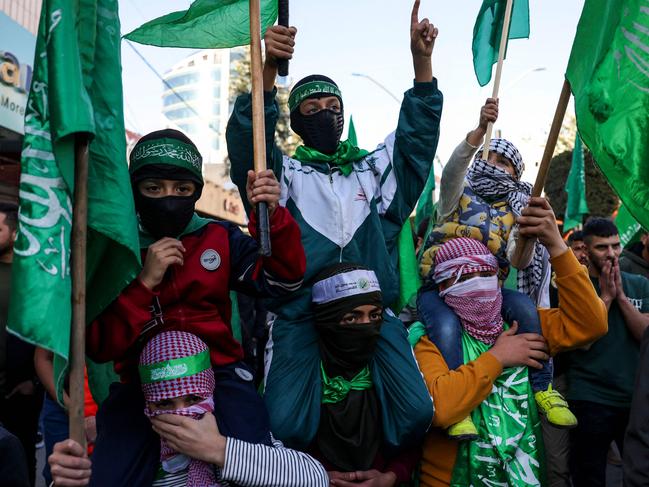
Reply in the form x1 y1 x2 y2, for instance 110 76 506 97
510 79 572 267
277 0 289 76
482 0 515 160
249 0 271 256
69 135 89 448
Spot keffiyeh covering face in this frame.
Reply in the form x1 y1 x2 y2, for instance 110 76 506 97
139 331 219 487
467 138 549 304
434 238 504 345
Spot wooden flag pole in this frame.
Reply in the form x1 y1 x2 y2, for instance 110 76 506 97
510 79 572 268
531 79 572 197
482 0 515 160
249 0 271 256
69 136 89 447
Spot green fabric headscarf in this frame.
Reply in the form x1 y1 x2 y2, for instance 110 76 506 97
293 140 371 176
129 137 203 182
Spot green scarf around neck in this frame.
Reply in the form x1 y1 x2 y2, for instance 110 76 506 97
320 362 372 404
451 329 546 487
293 140 370 176
138 213 213 248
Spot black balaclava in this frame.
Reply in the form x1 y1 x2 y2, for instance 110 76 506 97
130 129 203 240
289 75 344 155
312 263 383 472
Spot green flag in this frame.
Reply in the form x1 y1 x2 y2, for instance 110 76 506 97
566 0 649 232
616 203 643 248
563 134 589 231
8 0 141 404
472 0 530 86
124 0 278 48
347 115 358 145
415 160 436 230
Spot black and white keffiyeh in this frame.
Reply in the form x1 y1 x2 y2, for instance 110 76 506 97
466 138 549 304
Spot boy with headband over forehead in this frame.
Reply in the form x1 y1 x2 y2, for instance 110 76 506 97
47 331 329 486
411 199 608 486
417 99 575 438
308 264 421 487
85 129 306 484
226 0 441 449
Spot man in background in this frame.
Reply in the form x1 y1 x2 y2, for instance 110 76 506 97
0 202 43 486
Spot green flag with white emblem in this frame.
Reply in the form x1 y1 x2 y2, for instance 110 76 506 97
8 0 141 404
566 0 649 232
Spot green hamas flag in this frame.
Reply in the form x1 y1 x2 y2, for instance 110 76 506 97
616 203 643 248
566 0 649 232
124 0 278 48
8 0 141 404
472 0 530 86
563 134 589 231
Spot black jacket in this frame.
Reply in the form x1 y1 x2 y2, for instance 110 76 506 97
624 325 649 487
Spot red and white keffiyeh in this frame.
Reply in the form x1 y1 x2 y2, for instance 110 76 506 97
433 238 504 345
139 331 219 487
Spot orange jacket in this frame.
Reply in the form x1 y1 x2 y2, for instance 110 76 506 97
415 249 608 487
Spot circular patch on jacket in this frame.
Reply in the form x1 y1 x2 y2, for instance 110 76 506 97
235 367 253 382
200 249 221 271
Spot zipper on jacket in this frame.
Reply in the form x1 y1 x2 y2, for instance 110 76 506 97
328 165 345 262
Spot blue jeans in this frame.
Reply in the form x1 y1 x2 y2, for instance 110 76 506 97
41 394 69 485
417 285 553 392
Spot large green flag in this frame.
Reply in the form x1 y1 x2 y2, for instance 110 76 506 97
472 0 530 86
566 0 649 232
124 0 278 48
616 203 643 248
8 0 141 404
563 134 589 231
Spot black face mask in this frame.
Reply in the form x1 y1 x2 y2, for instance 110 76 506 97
291 108 344 155
134 193 197 240
316 321 382 379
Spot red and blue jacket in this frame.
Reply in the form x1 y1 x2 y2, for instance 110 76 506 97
86 207 305 381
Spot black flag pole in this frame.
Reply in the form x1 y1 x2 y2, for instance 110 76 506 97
277 0 289 76
250 0 272 256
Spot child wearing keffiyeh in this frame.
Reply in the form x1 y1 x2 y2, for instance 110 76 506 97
139 331 219 487
417 99 575 438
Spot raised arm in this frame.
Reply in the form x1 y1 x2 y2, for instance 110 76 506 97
225 27 294 212
518 197 608 353
437 99 498 221
377 1 442 244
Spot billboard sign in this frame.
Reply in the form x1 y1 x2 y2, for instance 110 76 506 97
0 12 36 135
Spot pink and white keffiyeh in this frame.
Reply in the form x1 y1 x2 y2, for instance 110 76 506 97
139 331 220 487
433 238 504 345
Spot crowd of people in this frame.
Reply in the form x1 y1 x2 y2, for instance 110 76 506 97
1 2 648 486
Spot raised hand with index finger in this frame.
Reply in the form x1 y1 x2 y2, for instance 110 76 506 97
410 0 438 82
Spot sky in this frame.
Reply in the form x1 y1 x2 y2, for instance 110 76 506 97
118 0 585 184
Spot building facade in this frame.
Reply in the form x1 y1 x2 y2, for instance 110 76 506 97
161 48 244 172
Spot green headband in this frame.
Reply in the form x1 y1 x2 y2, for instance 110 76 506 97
139 349 210 384
129 137 203 182
288 81 342 112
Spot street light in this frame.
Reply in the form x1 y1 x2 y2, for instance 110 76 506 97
503 66 547 92
351 72 401 104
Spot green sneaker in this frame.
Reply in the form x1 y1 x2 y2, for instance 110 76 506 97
534 385 578 429
447 415 479 440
